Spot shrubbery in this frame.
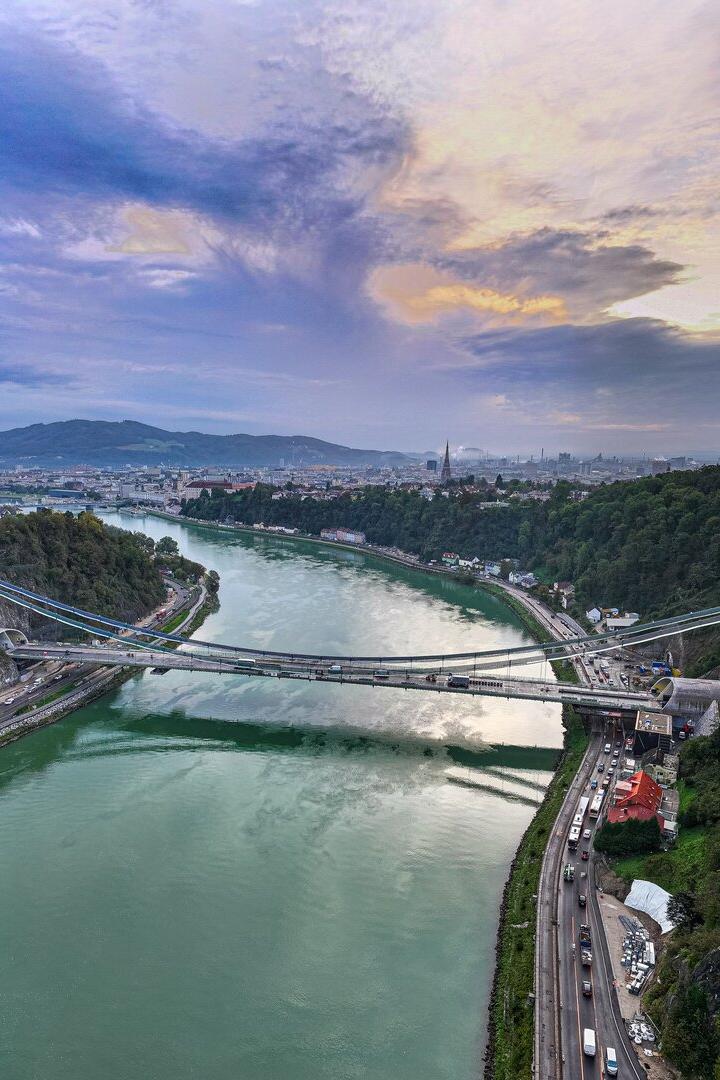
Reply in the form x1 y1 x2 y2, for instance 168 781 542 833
594 816 662 857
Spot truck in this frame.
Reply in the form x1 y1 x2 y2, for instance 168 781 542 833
579 924 591 945
563 864 575 882
583 1028 596 1057
447 674 470 689
589 792 605 819
581 948 592 966
606 1046 618 1076
568 826 581 849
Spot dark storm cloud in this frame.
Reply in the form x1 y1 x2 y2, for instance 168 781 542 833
459 318 720 430
0 28 408 236
438 228 683 317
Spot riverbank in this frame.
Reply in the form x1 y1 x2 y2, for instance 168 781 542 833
149 509 555 619
0 571 217 749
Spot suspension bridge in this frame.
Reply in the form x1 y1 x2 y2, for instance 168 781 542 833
0 576 718 715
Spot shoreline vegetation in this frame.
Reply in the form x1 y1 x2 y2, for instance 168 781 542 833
145 508 581 1078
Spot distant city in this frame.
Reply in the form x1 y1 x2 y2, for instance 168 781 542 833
0 445 708 515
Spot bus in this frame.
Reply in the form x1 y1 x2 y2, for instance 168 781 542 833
589 792 605 819
574 799 591 829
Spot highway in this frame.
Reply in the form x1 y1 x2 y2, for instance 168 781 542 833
529 586 645 1078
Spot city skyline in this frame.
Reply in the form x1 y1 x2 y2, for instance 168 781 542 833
0 1 718 453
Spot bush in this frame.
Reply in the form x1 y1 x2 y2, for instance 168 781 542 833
594 816 662 857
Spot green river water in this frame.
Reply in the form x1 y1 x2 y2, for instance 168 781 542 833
0 510 562 1080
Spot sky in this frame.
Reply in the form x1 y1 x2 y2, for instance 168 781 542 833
0 0 719 456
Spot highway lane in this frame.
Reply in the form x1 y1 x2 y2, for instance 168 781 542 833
527 580 647 1079
557 742 645 1079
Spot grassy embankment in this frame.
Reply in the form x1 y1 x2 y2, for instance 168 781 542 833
16 684 74 715
611 781 703 892
479 581 588 1080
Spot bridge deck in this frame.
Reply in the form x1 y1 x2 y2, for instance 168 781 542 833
10 643 660 713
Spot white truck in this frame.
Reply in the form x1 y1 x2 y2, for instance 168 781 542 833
606 1046 618 1075
583 1028 596 1057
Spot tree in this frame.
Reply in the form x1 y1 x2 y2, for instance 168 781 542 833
594 816 662 857
667 892 701 931
206 569 220 595
155 536 179 556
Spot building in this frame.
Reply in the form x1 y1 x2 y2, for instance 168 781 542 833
553 581 575 609
441 552 459 566
586 607 602 623
634 710 673 755
612 770 663 815
440 442 452 484
606 612 641 630
426 459 438 473
334 527 367 544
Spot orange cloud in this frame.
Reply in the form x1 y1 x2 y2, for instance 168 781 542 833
369 263 566 325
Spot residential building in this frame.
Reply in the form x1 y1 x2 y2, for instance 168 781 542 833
612 770 663 815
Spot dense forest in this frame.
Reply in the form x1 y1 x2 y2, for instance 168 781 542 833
183 465 720 621
641 729 720 1078
0 510 165 632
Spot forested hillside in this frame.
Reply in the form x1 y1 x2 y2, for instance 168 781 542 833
0 510 165 632
639 729 720 1078
183 466 720 621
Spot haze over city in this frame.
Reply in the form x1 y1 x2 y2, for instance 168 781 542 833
1 0 719 455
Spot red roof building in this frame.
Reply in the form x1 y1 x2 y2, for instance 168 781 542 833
612 770 662 814
607 805 660 826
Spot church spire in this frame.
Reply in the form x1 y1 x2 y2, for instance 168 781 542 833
440 441 452 484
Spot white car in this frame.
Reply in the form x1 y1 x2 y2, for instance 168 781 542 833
583 828 592 840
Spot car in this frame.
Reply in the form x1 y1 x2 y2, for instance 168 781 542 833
597 763 604 772
604 743 611 753
578 893 587 907
581 849 589 861
582 980 593 998
583 828 592 840
608 765 616 774
590 779 598 790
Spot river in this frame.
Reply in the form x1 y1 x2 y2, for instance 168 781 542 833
0 510 562 1080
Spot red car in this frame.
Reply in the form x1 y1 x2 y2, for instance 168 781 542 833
581 849 589 861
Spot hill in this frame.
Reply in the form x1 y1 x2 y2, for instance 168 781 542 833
0 420 413 468
0 510 165 640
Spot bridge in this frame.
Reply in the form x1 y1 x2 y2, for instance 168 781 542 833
6 639 659 713
0 575 718 715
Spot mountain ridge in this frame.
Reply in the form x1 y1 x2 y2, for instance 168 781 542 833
0 419 414 467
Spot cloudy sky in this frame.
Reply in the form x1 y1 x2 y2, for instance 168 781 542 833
1 0 718 454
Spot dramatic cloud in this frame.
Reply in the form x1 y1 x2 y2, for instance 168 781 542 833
0 0 718 453
456 319 720 448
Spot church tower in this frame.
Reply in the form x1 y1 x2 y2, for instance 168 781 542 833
440 441 452 484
